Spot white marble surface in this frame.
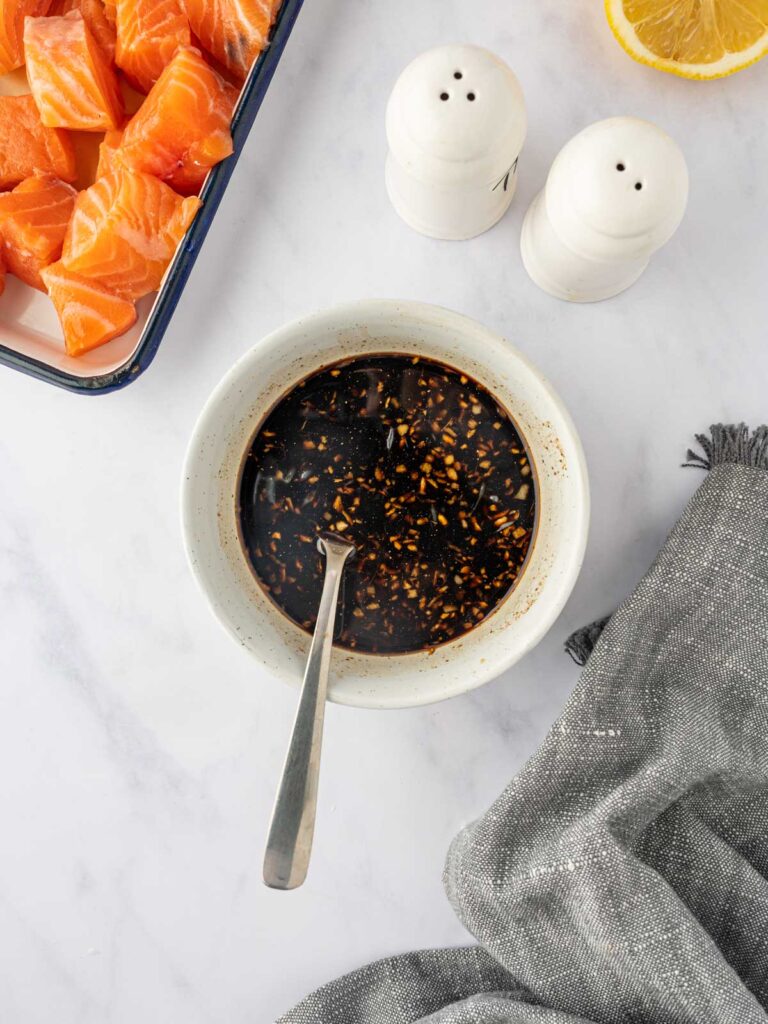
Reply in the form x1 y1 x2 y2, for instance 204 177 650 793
1 2 767 1021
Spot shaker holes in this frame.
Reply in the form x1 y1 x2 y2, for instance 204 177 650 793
467 92 476 101
635 182 643 190
454 70 463 79
440 92 449 101
616 162 625 171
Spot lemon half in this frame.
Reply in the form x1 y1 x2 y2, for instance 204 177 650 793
605 0 768 79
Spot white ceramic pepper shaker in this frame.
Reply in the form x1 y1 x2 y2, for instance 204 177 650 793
386 45 527 241
521 117 689 302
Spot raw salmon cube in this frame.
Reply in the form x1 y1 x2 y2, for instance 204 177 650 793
62 167 201 299
51 0 117 61
117 46 237 194
181 0 282 79
96 128 123 177
0 0 52 74
115 0 190 94
42 260 137 356
0 175 77 289
0 95 76 189
25 11 124 132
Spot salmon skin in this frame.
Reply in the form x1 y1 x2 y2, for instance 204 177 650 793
0 95 76 189
115 0 190 93
0 0 52 74
25 11 124 131
180 0 282 79
116 46 237 194
0 175 77 289
42 260 137 356
62 167 201 299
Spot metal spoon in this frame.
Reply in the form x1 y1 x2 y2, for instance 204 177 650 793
263 534 355 890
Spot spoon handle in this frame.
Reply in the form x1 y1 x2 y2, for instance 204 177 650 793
263 536 354 890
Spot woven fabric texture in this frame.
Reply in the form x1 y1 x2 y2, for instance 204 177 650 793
281 457 768 1024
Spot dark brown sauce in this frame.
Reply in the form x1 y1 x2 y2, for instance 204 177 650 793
238 354 536 655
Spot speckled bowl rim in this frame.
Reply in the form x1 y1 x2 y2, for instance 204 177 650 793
181 300 590 709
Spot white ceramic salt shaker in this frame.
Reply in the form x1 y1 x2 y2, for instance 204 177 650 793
386 45 527 240
521 117 689 302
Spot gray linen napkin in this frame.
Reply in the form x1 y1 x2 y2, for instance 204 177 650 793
280 426 768 1024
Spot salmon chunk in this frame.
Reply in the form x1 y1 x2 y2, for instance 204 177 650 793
115 0 190 93
0 95 76 189
180 0 282 79
25 11 124 131
62 167 201 298
42 260 137 355
0 175 77 289
96 128 123 177
0 0 52 74
116 46 236 193
52 0 117 61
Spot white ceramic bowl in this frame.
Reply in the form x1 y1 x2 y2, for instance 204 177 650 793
181 300 589 709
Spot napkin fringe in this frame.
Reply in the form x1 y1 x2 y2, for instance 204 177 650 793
684 423 768 471
564 616 611 666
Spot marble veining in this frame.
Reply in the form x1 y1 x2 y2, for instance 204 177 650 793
0 0 767 1021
